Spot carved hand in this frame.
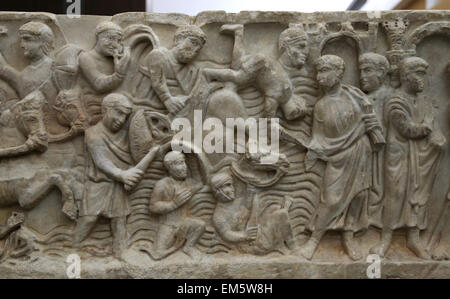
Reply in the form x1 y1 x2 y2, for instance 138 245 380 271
114 46 131 76
429 130 447 148
24 136 42 151
245 226 258 241
174 188 193 207
422 123 433 136
165 96 187 114
362 113 379 132
120 167 144 188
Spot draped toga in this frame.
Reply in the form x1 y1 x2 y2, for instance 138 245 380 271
383 94 445 230
309 85 372 232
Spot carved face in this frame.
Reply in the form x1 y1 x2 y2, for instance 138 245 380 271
175 36 203 64
97 30 123 57
20 33 44 60
216 181 235 203
360 63 384 93
286 40 309 68
404 66 427 93
316 64 341 90
103 105 131 132
168 157 188 180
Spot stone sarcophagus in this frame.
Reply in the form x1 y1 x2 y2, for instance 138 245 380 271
0 10 448 278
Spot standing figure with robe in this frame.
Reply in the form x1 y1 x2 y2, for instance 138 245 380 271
358 53 392 226
299 55 383 260
370 57 446 259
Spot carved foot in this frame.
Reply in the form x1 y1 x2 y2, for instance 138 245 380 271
297 239 319 260
369 242 389 257
62 200 77 221
51 171 77 220
50 173 75 201
139 246 172 261
342 234 362 261
407 240 430 259
182 246 203 260
431 247 450 261
220 24 244 35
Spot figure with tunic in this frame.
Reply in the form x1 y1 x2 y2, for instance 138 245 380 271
72 94 151 259
79 22 131 124
145 25 206 116
145 151 205 260
277 24 319 128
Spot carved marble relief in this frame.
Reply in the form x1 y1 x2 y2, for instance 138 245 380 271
0 11 448 278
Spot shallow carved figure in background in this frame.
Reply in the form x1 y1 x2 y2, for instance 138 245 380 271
146 25 206 116
79 22 131 124
0 22 54 158
73 94 142 259
370 57 446 259
359 53 391 225
278 25 318 121
211 170 297 255
204 24 307 121
299 55 382 261
146 151 205 260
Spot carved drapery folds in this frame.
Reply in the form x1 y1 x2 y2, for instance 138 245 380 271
0 10 448 277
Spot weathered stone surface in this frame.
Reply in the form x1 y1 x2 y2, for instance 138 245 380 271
0 10 448 278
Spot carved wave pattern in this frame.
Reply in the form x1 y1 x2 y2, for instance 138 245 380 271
127 160 166 247
188 187 233 253
33 223 113 257
239 85 323 239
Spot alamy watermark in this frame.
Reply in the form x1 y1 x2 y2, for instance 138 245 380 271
366 254 381 278
66 0 81 19
171 110 280 164
66 253 81 278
